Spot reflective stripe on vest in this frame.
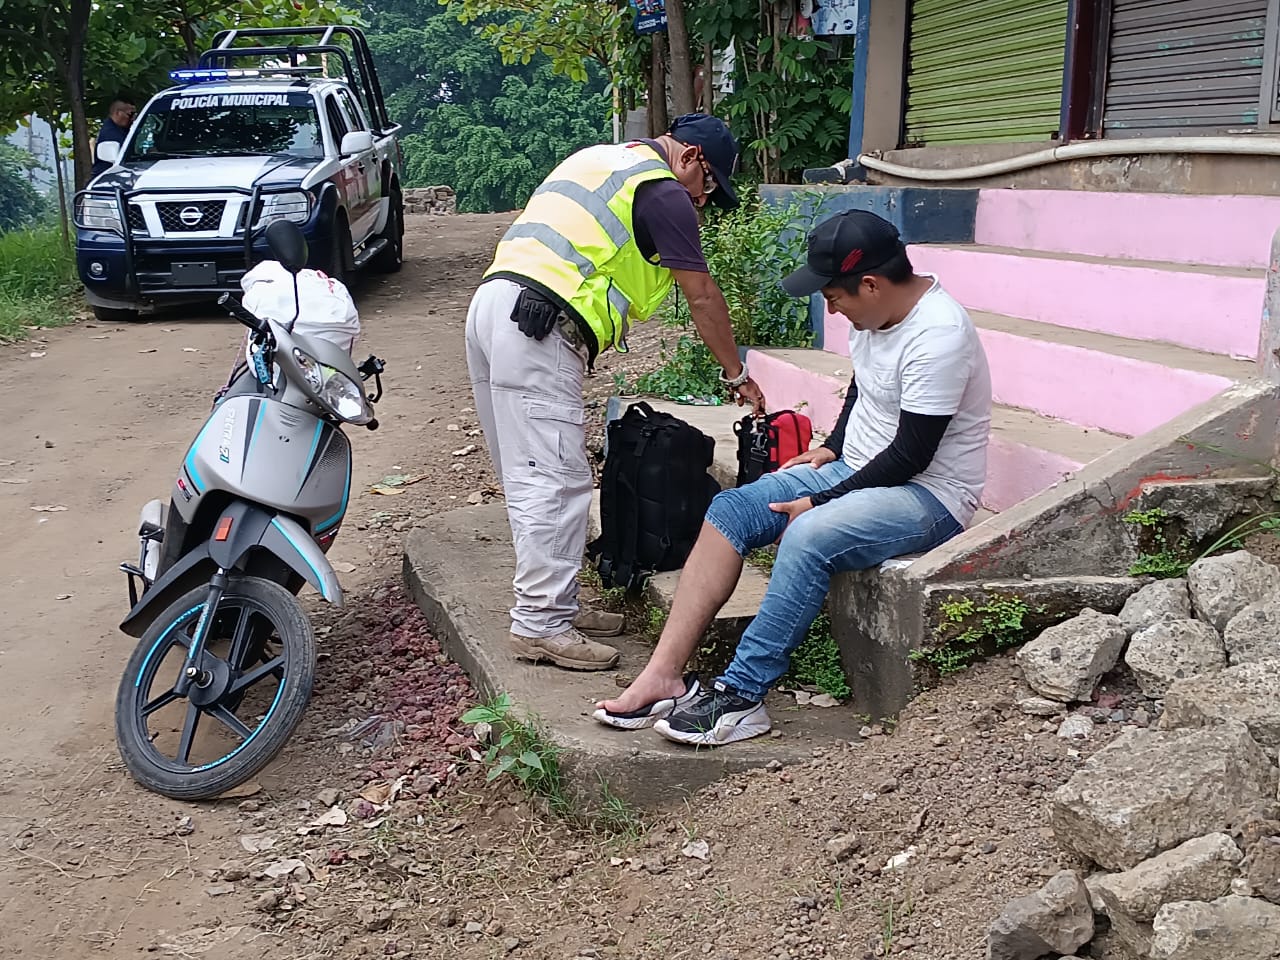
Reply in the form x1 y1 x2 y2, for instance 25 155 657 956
483 144 678 353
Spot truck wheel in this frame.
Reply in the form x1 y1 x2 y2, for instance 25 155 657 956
321 215 352 284
92 305 141 323
371 189 404 274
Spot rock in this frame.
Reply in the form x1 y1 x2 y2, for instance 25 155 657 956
825 833 861 863
175 815 195 836
316 787 341 807
1223 596 1280 665
1246 836 1280 903
1150 895 1280 959
359 905 394 932
1051 722 1278 870
1057 716 1095 739
263 858 308 881
1186 551 1280 632
504 937 521 953
464 921 484 934
1124 619 1227 697
1091 833 1243 956
986 870 1094 960
1120 579 1192 635
1160 658 1280 751
1019 696 1067 717
219 860 249 882
255 889 283 913
205 883 235 897
1016 609 1127 702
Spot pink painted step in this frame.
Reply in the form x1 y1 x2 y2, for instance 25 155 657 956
975 189 1280 270
744 347 1125 514
904 245 1263 359
813 311 1247 438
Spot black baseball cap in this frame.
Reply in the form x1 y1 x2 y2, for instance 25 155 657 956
669 113 739 210
782 210 905 296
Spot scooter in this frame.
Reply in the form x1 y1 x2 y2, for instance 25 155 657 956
113 220 386 800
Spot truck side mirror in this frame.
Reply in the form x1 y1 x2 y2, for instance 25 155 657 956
265 220 309 275
340 131 374 156
96 141 120 165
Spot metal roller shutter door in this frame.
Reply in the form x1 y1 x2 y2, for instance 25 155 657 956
903 0 1070 146
1103 0 1269 136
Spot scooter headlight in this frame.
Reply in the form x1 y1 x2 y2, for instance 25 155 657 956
292 348 372 424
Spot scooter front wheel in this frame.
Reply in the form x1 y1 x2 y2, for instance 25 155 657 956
114 576 316 800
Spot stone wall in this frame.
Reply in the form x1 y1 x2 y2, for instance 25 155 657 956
403 186 456 216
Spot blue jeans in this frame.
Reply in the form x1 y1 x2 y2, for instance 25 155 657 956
705 462 964 701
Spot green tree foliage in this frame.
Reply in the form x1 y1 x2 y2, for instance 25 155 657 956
0 144 47 230
365 0 609 213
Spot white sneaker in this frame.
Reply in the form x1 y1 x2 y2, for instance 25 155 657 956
654 681 771 747
592 675 701 730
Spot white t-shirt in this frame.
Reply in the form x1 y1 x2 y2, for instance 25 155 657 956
842 277 992 526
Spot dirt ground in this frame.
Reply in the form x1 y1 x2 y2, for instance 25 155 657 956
0 213 1132 960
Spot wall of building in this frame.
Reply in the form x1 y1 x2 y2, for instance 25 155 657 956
863 141 1280 196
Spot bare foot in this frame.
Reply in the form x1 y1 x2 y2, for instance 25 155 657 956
597 668 687 714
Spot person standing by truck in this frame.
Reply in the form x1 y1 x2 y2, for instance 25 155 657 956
91 97 137 178
465 113 766 672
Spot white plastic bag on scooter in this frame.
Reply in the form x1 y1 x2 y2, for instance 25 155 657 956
239 260 361 355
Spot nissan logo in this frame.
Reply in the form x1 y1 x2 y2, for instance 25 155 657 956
179 205 203 227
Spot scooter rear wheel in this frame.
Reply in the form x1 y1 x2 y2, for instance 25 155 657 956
114 576 316 800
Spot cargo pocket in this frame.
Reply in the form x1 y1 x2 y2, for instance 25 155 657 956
522 399 590 478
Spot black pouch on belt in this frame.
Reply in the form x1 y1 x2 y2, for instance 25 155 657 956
510 286 562 341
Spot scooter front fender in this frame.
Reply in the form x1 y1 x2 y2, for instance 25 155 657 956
119 503 344 637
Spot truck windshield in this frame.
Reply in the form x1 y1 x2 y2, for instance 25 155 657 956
126 91 323 160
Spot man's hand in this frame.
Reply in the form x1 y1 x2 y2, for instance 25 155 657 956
769 496 814 527
781 446 837 470
733 377 766 415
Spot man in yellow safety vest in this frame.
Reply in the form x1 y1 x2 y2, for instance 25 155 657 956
465 113 766 672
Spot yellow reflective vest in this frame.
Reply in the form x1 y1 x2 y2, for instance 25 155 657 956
484 142 678 353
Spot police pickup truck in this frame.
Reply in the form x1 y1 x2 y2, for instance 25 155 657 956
75 26 404 321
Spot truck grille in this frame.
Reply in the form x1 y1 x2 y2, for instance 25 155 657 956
127 204 147 235
157 200 224 233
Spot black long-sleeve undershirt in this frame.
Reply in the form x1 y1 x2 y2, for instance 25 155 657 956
811 374 953 507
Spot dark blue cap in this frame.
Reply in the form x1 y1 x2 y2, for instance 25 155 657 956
669 113 740 209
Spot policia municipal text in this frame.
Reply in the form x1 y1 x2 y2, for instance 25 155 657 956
465 113 766 671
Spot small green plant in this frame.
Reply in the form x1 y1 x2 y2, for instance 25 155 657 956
783 612 851 700
746 547 777 572
1197 512 1280 559
880 891 914 953
594 777 646 842
916 594 1038 675
643 604 667 640
0 223 78 342
460 693 567 812
1123 507 1193 578
832 879 844 913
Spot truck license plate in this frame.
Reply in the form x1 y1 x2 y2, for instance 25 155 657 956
171 261 218 286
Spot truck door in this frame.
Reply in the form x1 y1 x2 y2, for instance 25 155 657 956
324 95 369 245
336 89 380 242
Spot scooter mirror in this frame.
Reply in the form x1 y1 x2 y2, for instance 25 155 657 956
265 220 309 275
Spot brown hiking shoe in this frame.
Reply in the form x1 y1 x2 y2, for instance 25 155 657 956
573 609 625 638
509 628 620 671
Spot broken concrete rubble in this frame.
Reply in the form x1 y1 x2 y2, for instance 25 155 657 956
1185 551 1280 632
1150 895 1280 960
1090 833 1243 956
1223 596 1280 666
1051 722 1277 870
1123 619 1226 697
1247 836 1280 904
985 870 1094 960
1161 658 1280 753
1015 608 1127 703
1118 578 1192 636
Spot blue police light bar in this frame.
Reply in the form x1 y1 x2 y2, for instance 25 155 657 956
169 68 261 83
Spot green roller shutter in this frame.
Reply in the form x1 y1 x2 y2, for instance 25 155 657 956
903 0 1070 146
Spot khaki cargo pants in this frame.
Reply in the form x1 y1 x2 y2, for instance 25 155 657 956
464 278 593 638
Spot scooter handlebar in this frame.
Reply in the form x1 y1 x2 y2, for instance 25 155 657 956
217 293 267 334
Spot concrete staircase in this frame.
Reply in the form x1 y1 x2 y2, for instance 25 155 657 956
646 185 1280 718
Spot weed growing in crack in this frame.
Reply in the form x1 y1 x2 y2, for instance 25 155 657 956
1123 507 1194 578
783 611 851 700
460 694 568 814
644 604 667 640
746 547 777 572
917 594 1039 675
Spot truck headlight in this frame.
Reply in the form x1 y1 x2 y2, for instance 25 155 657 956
76 196 123 233
256 191 311 227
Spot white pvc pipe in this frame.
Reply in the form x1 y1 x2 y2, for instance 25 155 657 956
854 136 1280 182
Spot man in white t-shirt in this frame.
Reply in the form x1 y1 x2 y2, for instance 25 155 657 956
592 209 992 746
